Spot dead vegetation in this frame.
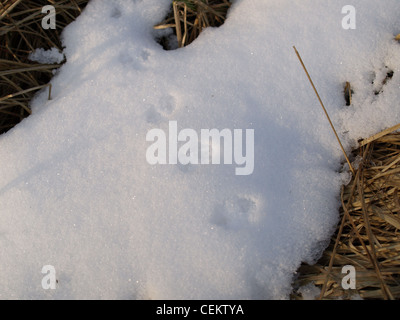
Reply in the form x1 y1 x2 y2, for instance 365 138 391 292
294 126 400 300
154 0 231 49
293 45 400 300
0 0 88 134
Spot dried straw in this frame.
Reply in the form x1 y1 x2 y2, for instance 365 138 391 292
154 0 231 49
0 0 88 134
294 127 400 300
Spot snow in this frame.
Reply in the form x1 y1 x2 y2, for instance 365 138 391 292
1 0 400 299
28 47 65 64
297 283 321 300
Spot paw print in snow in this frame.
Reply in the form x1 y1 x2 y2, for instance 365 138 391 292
144 95 178 124
211 195 264 231
118 49 151 69
110 7 122 19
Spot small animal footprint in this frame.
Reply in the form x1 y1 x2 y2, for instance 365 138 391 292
145 105 164 124
177 162 196 174
110 7 122 18
158 95 177 116
144 95 178 124
140 50 150 62
211 194 263 230
118 50 151 70
118 52 133 66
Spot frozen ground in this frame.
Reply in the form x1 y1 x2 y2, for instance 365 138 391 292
1 0 400 299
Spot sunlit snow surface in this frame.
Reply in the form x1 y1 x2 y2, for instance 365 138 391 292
1 0 400 299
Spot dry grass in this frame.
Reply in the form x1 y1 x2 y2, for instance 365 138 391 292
154 0 231 49
293 128 400 300
0 0 88 134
